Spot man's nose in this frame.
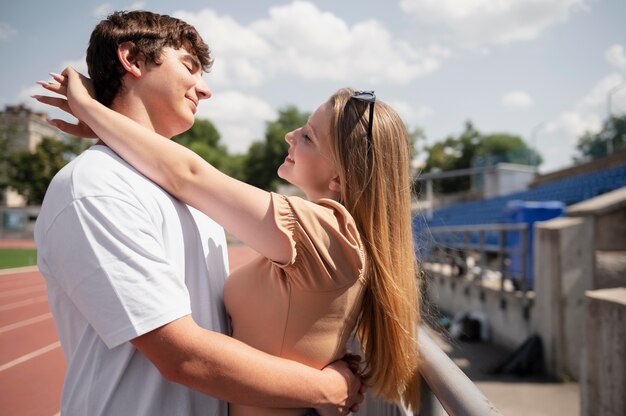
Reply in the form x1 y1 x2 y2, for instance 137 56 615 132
196 77 212 100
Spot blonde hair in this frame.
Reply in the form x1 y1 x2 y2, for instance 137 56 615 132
328 88 421 410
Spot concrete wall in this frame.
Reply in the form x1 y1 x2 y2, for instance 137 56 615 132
426 275 533 350
595 251 626 289
581 288 626 416
423 186 625 384
568 186 626 252
594 208 626 250
424 214 596 376
533 216 595 381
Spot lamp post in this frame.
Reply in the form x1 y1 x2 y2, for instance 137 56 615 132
606 81 626 155
528 121 545 167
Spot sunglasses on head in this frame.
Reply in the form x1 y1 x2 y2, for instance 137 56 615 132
351 90 376 143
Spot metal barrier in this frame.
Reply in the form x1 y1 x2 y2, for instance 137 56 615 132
360 326 503 416
417 326 502 415
0 206 38 240
422 223 533 319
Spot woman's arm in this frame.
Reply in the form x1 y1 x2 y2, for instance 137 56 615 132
36 68 292 264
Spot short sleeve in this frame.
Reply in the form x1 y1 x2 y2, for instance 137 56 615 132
41 195 191 349
271 193 365 290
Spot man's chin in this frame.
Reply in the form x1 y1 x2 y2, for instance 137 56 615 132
169 121 195 138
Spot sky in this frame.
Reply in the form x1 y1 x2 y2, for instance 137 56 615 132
1 0 625 173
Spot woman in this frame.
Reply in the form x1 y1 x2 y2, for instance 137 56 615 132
36 68 421 414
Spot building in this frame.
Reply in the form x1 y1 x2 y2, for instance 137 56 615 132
0 104 65 207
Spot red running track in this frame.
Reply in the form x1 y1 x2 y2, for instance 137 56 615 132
0 243 258 416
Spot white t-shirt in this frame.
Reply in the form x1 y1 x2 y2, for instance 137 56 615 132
35 145 229 416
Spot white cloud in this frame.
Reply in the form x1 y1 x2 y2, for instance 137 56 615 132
387 99 434 127
502 90 533 109
17 85 71 123
540 72 625 171
0 22 17 41
196 90 277 153
545 110 601 140
93 3 113 18
176 1 451 87
174 9 271 87
16 56 89 120
93 2 146 19
605 44 626 71
577 73 626 112
60 57 88 76
399 0 586 48
127 2 146 11
539 110 600 172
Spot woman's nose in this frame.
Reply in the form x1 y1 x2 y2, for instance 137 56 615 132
285 130 295 145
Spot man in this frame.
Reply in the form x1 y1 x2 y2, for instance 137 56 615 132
34 10 361 416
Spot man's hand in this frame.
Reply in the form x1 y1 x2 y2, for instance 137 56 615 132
316 358 367 416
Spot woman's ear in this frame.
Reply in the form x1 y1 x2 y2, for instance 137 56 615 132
117 41 142 78
329 175 342 193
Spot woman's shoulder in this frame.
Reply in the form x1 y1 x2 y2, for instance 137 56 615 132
273 193 362 256
271 193 365 288
275 194 353 219
274 194 358 234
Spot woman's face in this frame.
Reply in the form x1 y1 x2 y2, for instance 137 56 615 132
277 101 340 201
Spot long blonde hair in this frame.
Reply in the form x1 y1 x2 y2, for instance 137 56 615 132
328 88 421 410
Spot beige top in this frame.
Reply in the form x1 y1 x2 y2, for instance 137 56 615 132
224 193 367 416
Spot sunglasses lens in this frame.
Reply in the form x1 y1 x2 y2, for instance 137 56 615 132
350 90 375 143
352 91 375 102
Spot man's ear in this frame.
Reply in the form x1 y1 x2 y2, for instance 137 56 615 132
117 41 142 78
329 175 342 193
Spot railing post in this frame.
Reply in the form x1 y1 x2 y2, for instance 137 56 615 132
520 225 530 320
418 374 445 416
417 327 503 415
499 229 507 309
478 230 486 282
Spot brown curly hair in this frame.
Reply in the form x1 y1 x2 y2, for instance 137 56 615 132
86 10 212 107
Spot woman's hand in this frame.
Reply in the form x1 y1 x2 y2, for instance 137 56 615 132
33 67 98 138
316 358 367 416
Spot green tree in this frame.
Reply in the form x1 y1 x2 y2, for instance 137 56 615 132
172 118 246 180
575 114 626 162
7 136 90 204
407 127 424 161
0 122 20 203
173 118 220 148
423 121 481 193
475 133 542 167
243 106 309 191
422 121 541 194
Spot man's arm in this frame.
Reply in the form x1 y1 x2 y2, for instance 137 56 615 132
131 315 362 415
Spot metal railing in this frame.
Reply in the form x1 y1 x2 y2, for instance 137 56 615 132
420 223 533 319
417 326 502 416
361 326 503 415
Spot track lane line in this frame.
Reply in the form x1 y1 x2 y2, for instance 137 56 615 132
0 295 48 312
0 266 39 276
0 312 52 334
0 285 46 299
0 341 61 372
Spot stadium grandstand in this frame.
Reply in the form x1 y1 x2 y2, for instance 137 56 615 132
414 152 626 230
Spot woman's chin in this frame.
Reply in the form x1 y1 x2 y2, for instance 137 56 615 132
277 165 288 180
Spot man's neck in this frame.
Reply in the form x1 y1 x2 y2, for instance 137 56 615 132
110 94 158 132
94 97 156 147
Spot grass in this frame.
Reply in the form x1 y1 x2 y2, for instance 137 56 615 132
0 248 38 269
